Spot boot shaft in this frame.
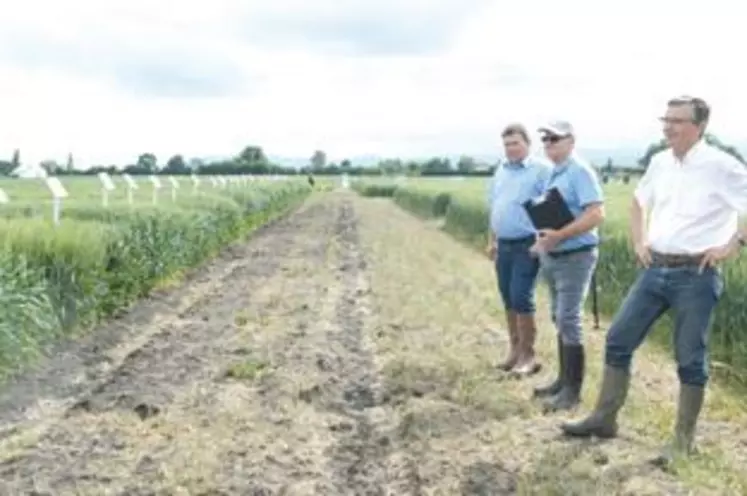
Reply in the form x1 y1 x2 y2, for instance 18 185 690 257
563 344 585 389
674 384 705 453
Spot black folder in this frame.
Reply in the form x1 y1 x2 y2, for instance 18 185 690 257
523 187 575 230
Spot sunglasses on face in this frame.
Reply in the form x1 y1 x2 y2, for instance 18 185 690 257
541 135 565 144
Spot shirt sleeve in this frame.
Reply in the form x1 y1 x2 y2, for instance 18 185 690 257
574 165 604 207
633 160 658 209
718 156 747 214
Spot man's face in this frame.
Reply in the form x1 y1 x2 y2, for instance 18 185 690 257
662 103 702 148
502 134 529 162
542 134 573 163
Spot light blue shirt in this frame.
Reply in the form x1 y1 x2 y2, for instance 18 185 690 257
544 154 604 253
487 156 552 240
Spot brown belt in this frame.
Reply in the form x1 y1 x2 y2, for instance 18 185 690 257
650 251 704 268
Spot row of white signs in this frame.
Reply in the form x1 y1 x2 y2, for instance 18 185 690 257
0 173 287 203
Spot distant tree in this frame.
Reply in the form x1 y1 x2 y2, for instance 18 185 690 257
457 155 477 173
136 153 158 172
188 158 205 171
604 157 613 173
11 149 20 169
421 157 451 175
311 150 326 170
237 145 267 165
162 154 188 174
65 152 74 172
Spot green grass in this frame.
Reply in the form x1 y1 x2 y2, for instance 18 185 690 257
0 175 311 380
351 175 747 389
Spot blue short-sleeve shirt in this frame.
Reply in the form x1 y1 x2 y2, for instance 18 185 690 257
544 155 604 252
487 156 553 240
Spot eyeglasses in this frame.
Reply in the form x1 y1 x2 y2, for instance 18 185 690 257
658 116 694 124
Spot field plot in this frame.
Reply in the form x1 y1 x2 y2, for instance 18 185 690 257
0 189 745 494
0 175 312 379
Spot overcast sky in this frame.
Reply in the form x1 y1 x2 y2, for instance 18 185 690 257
0 0 742 166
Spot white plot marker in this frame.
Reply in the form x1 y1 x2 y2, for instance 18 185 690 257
98 172 116 207
44 176 68 225
169 176 179 202
149 175 162 205
122 173 138 205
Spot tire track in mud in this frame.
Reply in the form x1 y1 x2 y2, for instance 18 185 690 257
323 200 390 494
0 199 339 495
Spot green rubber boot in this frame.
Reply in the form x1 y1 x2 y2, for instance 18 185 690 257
650 383 705 469
560 364 630 438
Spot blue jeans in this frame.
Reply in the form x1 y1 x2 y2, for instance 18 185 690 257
540 248 598 345
605 265 724 386
496 236 540 314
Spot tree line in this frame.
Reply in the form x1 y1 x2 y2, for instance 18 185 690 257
1 134 742 178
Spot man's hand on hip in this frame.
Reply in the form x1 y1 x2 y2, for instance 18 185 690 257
699 238 741 273
634 241 652 268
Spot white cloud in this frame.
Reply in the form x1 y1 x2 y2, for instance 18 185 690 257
0 0 744 167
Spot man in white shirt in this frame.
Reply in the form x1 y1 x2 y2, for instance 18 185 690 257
560 96 747 468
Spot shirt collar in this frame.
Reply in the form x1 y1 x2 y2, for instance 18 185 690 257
553 155 574 170
505 156 529 168
671 138 705 165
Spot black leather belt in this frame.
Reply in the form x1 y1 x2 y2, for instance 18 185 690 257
547 244 596 258
650 251 704 267
498 235 535 245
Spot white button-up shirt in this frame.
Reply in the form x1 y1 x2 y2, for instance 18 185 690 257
635 140 747 255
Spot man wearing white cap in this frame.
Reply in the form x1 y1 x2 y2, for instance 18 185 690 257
529 120 606 412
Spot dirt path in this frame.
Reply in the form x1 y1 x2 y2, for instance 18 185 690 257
0 191 745 495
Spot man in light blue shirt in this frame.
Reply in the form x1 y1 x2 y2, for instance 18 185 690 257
529 120 605 412
487 123 552 377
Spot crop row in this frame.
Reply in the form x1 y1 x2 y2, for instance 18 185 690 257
0 180 312 379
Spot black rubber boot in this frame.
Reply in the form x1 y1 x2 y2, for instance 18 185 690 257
544 344 584 412
533 335 564 398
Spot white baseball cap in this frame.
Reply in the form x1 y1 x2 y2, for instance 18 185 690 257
538 120 574 137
